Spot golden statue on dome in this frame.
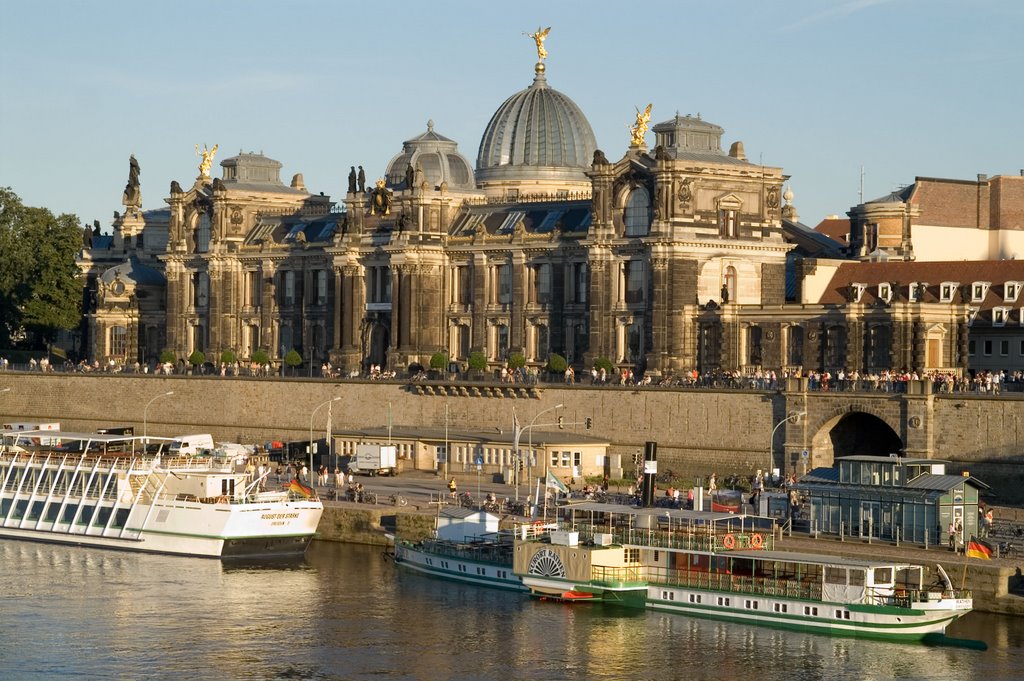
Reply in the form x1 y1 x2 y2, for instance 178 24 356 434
526 26 550 62
196 143 219 179
630 104 652 146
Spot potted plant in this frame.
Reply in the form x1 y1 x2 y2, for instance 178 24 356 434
284 348 303 376
468 350 487 380
546 353 567 379
188 350 205 374
429 351 448 379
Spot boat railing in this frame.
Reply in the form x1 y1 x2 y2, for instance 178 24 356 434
400 537 514 564
570 524 774 553
881 587 972 607
590 565 644 586
0 450 234 474
645 566 823 601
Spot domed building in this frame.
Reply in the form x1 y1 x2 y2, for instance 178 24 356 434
475 62 597 200
384 120 478 195
89 255 167 364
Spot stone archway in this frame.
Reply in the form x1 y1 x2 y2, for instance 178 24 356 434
810 411 902 467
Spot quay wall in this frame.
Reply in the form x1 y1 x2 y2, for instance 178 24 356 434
0 373 1022 498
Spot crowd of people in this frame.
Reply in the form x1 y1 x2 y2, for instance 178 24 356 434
2 354 1021 396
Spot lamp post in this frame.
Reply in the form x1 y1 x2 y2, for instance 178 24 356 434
143 390 174 444
769 411 806 483
309 397 342 488
512 403 563 504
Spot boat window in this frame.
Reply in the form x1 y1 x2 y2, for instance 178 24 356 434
848 569 865 587
824 566 847 585
873 567 892 584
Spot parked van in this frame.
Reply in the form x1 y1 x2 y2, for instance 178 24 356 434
168 434 215 456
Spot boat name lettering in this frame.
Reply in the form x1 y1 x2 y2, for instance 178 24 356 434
261 512 300 520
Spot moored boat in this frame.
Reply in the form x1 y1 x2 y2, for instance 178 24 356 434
513 502 972 642
393 507 549 591
0 429 323 558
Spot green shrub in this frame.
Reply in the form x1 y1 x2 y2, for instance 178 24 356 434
220 349 237 365
429 351 448 370
594 356 614 373
507 352 526 370
188 350 206 367
251 349 270 366
284 349 303 368
468 351 487 371
546 353 567 373
159 350 176 364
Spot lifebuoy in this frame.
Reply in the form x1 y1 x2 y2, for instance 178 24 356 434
750 533 764 549
722 533 736 549
532 520 544 527
217 496 229 504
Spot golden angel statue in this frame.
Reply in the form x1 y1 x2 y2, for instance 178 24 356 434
196 143 219 178
630 104 652 146
526 26 550 62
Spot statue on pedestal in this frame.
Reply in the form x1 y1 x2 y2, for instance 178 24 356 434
122 154 141 208
348 166 357 194
196 143 219 179
630 104 652 146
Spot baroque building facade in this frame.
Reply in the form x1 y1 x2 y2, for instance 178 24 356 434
79 44 1021 376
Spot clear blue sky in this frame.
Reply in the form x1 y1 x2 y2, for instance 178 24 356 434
2 0 1021 231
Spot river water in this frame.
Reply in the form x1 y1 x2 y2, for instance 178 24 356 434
0 540 1021 680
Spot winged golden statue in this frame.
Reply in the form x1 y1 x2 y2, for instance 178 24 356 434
630 104 653 146
196 143 219 179
526 26 550 62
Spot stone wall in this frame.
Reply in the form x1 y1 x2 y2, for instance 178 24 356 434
1 373 1022 499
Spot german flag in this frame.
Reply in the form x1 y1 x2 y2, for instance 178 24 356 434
285 478 314 498
966 535 993 560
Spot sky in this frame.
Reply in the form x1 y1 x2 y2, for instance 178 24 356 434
1 0 1022 232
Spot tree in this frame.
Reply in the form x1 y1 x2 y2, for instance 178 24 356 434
0 187 82 347
159 350 176 364
284 348 303 375
220 349 237 365
188 350 206 368
429 351 448 370
507 352 526 370
468 351 487 372
251 349 270 366
546 353 567 374
594 356 614 373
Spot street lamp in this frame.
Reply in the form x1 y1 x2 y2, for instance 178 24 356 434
143 390 174 444
512 403 563 503
769 411 806 483
309 396 342 488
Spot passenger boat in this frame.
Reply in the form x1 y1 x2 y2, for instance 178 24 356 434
393 507 548 591
513 502 972 642
0 429 323 558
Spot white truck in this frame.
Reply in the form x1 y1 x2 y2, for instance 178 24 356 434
350 444 397 476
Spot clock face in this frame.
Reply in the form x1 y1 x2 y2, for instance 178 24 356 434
527 548 566 578
111 280 125 295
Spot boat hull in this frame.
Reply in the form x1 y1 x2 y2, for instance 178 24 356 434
0 499 322 558
394 542 524 591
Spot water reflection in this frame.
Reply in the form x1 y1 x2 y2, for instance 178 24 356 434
0 540 1021 680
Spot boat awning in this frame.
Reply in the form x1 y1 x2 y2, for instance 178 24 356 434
728 549 918 569
564 502 746 523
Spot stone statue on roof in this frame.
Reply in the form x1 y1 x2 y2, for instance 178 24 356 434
122 154 141 208
348 166 357 194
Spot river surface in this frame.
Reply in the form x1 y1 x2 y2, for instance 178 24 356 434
0 540 1022 680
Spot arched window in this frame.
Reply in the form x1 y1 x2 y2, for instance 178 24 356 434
624 187 650 236
723 266 737 304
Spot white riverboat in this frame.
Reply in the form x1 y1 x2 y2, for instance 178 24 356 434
513 503 973 642
0 429 323 558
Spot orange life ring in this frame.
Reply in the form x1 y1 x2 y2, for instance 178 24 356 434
750 533 764 549
722 534 736 550
532 520 544 527
217 496 229 504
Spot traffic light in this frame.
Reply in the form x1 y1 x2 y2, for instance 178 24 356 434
558 416 565 429
585 417 592 430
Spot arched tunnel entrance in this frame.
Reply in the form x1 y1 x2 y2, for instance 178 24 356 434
811 412 902 467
